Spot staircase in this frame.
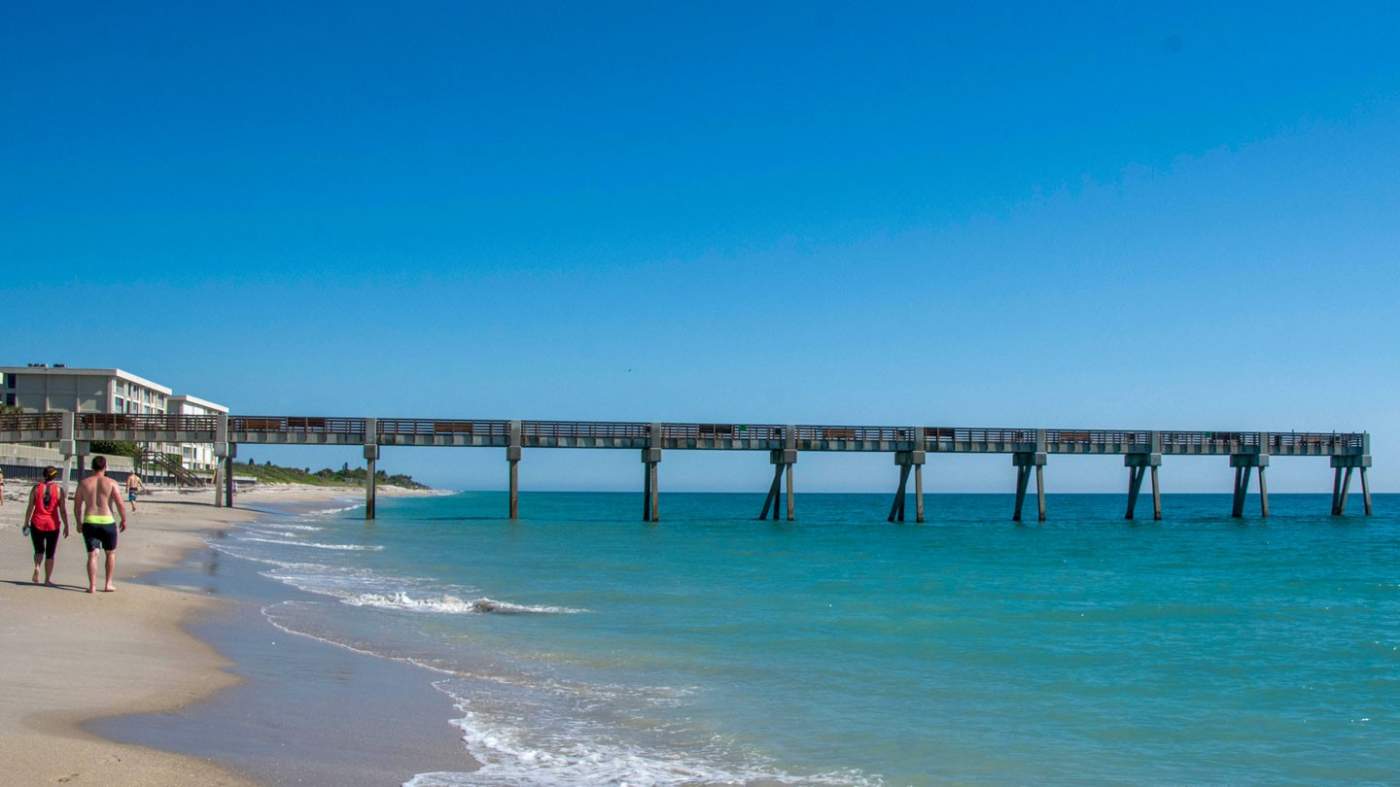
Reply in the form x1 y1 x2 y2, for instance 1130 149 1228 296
139 450 209 488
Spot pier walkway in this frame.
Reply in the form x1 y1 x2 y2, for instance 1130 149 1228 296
0 413 1372 522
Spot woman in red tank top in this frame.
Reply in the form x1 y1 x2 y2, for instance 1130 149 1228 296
23 466 69 585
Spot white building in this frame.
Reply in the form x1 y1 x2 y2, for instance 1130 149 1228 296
0 365 172 415
167 394 229 471
0 365 228 472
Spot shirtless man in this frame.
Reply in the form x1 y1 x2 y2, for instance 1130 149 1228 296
126 472 143 511
73 456 127 593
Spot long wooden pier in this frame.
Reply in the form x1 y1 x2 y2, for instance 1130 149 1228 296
0 413 1372 522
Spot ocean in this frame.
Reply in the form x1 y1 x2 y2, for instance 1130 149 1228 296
208 491 1397 785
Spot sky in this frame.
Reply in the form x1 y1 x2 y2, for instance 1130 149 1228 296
3 2 1398 493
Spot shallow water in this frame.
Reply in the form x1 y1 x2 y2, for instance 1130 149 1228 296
211 492 1397 785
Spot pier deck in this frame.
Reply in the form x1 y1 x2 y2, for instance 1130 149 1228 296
0 413 1371 523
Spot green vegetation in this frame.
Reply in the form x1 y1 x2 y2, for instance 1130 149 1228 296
90 440 141 459
235 458 428 489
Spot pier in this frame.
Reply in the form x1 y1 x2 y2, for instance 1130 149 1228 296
0 412 1372 522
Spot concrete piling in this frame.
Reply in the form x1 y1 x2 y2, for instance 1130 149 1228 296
641 446 661 522
1013 452 1046 523
1125 453 1160 520
1361 467 1373 516
891 450 925 523
1229 454 1267 518
760 447 797 520
1150 465 1162 520
508 421 522 520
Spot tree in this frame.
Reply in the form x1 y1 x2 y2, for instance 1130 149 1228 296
90 440 140 459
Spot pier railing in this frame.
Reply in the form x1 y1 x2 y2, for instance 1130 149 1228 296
0 412 1368 458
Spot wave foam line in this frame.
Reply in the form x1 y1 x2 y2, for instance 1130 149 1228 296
407 683 884 787
238 536 384 551
342 591 586 615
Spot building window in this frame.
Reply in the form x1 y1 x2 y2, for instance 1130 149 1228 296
5 393 14 406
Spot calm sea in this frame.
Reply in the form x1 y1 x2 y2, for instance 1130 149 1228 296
212 492 1397 785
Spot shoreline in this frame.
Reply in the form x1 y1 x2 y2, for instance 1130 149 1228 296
0 482 440 786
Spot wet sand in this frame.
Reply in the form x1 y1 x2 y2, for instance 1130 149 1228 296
0 483 453 786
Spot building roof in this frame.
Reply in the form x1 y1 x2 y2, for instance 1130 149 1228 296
168 394 230 413
0 366 173 395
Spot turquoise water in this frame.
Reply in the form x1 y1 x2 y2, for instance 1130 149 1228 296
217 492 1398 785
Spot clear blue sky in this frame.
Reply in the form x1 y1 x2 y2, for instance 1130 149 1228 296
4 3 1397 493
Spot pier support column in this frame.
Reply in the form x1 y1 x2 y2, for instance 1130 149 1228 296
223 443 237 509
213 414 228 505
1229 453 1268 518
1330 454 1373 516
506 446 521 520
59 412 76 496
1124 453 1161 520
1012 452 1046 523
1151 465 1162 521
891 451 926 523
759 449 797 520
1361 467 1373 516
364 444 379 520
75 442 88 487
508 420 522 520
785 461 795 521
213 440 229 507
641 447 661 522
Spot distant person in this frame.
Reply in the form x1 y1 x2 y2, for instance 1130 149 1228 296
22 466 69 585
126 472 143 510
0 467 6 507
74 456 127 594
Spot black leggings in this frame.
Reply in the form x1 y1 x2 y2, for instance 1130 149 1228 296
30 528 59 560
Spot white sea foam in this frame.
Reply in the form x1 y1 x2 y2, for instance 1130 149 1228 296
238 536 384 551
341 591 586 615
271 523 325 532
247 528 310 539
404 683 883 787
208 541 331 571
256 600 879 787
306 503 364 516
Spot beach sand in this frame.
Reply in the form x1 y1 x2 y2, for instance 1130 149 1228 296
0 482 429 786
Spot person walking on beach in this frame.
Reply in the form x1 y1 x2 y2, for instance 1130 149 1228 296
126 472 143 511
74 456 127 594
0 467 6 507
22 466 69 585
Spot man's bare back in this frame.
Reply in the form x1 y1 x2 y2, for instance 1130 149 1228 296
77 474 123 519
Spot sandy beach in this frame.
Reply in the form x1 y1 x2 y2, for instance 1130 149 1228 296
0 483 427 786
